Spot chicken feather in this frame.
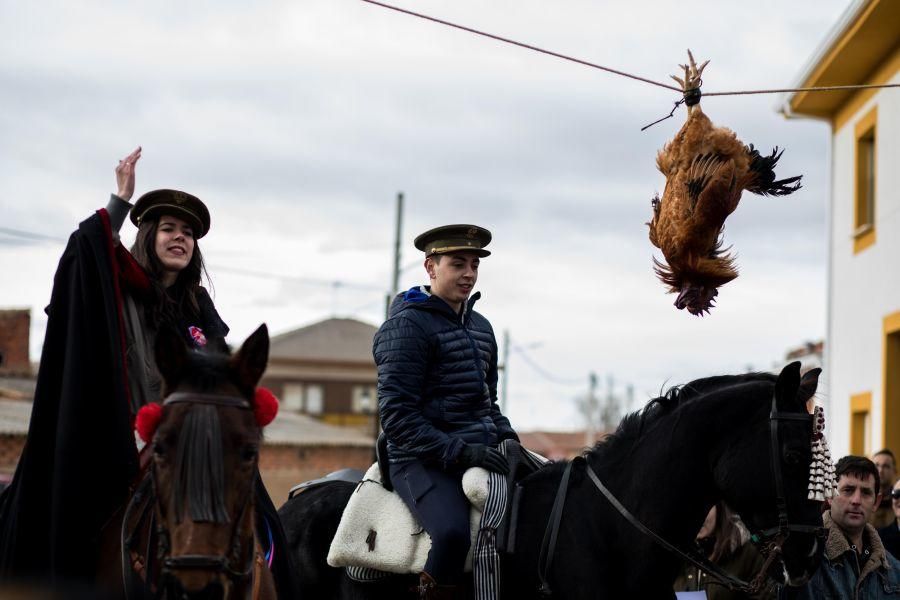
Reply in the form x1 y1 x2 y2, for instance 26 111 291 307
647 51 802 316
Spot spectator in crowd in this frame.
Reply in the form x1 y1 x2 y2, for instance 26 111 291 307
872 449 898 529
674 502 776 599
878 478 900 560
790 455 900 599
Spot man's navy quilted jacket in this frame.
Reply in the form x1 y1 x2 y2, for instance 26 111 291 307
374 286 516 465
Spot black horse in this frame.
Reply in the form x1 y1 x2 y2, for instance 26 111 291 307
279 362 825 599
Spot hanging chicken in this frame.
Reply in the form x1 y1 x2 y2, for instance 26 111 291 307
648 51 802 316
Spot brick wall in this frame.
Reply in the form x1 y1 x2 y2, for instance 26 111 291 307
0 310 30 375
0 434 26 476
0 432 373 510
259 444 373 507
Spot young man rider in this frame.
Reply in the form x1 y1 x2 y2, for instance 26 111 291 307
373 224 518 599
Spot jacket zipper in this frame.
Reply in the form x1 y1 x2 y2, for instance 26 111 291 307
462 319 491 441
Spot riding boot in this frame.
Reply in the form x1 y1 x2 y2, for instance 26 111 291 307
418 571 462 600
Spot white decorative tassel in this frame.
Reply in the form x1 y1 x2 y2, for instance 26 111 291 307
808 406 837 501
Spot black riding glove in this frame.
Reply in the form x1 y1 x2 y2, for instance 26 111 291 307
497 431 520 444
459 444 509 475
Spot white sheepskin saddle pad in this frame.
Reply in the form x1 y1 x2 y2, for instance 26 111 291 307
326 463 490 574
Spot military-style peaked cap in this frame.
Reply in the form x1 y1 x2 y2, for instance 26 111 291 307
130 189 211 238
414 224 492 257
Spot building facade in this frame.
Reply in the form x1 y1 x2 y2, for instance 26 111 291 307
0 309 375 505
261 317 379 427
783 0 900 458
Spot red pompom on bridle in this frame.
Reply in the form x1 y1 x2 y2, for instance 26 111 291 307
135 402 163 444
134 387 280 443
254 387 279 427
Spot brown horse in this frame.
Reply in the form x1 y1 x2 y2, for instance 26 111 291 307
100 324 278 600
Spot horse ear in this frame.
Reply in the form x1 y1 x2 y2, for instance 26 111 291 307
230 324 270 391
155 325 189 388
775 361 802 411
798 367 822 412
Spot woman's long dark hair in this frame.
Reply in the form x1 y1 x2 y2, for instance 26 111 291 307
707 503 750 563
130 215 212 330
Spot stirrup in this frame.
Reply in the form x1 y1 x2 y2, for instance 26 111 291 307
417 572 460 600
418 571 437 599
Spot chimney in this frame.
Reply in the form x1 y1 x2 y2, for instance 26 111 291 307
0 309 31 376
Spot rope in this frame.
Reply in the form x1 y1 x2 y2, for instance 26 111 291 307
359 0 681 92
361 0 900 98
641 98 686 131
705 83 900 97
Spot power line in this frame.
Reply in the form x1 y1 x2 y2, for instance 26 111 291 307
0 227 67 243
209 264 384 292
511 344 584 387
0 224 386 293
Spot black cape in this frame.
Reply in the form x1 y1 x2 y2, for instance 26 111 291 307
0 210 301 598
0 210 139 585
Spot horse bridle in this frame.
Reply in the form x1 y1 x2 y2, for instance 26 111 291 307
536 391 825 596
121 392 259 599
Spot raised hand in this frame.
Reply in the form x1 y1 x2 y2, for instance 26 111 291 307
115 146 142 201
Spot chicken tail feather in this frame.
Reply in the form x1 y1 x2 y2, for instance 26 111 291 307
745 144 803 196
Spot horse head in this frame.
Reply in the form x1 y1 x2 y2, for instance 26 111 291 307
149 324 270 599
712 361 824 588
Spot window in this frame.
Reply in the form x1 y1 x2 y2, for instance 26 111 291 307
850 392 871 456
283 383 304 412
853 106 877 254
352 385 377 414
884 312 900 456
306 385 324 415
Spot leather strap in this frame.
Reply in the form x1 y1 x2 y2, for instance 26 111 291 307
531 388 820 597
766 396 815 538
121 475 154 600
163 392 251 409
251 547 265 600
536 456 580 596
584 462 754 593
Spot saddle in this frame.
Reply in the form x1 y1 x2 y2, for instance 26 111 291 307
326 437 545 578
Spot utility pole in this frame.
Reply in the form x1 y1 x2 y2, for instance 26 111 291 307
601 375 617 432
375 192 404 455
626 383 634 415
585 372 598 447
391 192 404 297
500 329 510 413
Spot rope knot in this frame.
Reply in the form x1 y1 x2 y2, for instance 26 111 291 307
683 86 702 106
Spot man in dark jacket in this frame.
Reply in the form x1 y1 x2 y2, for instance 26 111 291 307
879 479 900 559
374 224 517 599
873 449 898 529
789 455 900 599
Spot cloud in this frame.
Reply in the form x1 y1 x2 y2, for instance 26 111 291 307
0 0 849 429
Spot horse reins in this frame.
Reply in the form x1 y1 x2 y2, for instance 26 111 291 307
536 391 823 596
164 391 252 410
121 392 263 599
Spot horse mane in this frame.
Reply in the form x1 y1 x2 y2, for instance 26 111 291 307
174 404 230 523
574 372 777 472
169 346 245 524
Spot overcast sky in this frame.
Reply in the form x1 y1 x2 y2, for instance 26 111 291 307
0 0 850 430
